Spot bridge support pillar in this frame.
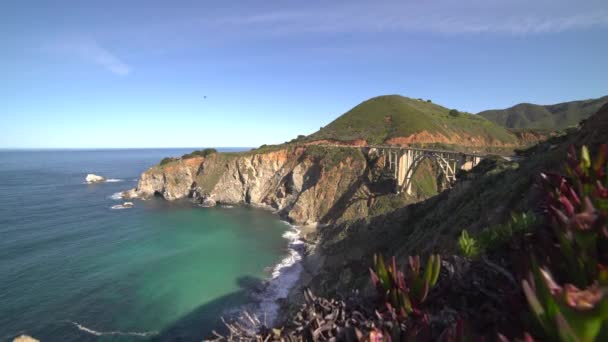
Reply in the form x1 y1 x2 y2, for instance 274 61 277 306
375 146 483 195
396 150 414 195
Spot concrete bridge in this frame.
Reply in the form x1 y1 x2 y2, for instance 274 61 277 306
318 144 484 195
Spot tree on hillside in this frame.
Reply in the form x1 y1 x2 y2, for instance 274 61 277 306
449 109 461 117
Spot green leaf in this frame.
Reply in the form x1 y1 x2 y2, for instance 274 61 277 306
423 255 435 289
430 255 441 286
375 254 390 291
581 146 591 170
555 312 579 342
522 279 548 332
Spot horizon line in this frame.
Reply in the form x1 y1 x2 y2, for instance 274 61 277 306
0 146 256 151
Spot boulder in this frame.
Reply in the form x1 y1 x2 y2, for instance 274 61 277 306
13 336 39 342
85 174 106 183
200 198 217 207
122 189 138 199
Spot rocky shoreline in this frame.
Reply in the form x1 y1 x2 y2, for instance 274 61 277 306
117 143 458 327
118 131 573 334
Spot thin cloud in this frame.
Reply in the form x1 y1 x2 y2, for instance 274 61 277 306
199 1 608 37
47 37 131 76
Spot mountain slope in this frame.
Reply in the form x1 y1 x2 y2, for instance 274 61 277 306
308 95 518 147
283 103 608 331
478 95 608 130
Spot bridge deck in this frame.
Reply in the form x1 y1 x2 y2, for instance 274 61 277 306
310 144 487 157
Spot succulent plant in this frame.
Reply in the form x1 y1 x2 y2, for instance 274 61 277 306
369 254 441 317
540 144 608 287
458 229 479 258
521 145 608 341
522 263 608 342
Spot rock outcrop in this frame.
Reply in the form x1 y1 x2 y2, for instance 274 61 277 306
85 174 105 183
13 336 39 342
126 147 378 225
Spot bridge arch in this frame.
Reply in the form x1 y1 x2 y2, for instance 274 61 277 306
399 151 456 195
314 144 483 195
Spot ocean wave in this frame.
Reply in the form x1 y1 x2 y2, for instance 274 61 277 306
70 321 157 337
105 179 123 183
110 192 123 200
255 222 305 325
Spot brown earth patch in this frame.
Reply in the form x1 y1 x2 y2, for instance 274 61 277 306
385 130 520 148
303 139 368 147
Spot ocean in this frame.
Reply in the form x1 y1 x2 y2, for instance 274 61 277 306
0 149 301 341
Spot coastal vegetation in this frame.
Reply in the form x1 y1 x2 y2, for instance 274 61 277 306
520 144 608 341
157 148 218 167
182 148 218 159
307 95 517 146
302 145 366 171
159 157 178 165
458 212 537 257
478 95 608 131
457 229 479 258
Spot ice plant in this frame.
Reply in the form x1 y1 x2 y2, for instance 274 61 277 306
540 144 608 287
522 145 608 341
522 264 608 342
369 254 441 317
458 229 479 258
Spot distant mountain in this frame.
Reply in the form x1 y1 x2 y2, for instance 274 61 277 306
308 95 517 147
477 96 608 131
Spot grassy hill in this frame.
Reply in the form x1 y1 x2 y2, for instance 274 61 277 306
308 95 517 146
478 95 608 130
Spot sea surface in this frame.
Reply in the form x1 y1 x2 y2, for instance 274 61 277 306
0 149 300 341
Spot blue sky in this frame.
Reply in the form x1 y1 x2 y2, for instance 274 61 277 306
1 0 607 148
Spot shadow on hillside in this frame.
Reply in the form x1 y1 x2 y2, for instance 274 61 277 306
319 161 396 224
319 177 368 224
147 276 265 342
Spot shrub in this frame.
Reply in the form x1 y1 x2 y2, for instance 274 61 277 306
159 157 178 165
449 109 461 117
458 212 536 258
478 212 536 251
181 148 217 159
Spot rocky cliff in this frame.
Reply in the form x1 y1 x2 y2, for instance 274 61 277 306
288 103 608 304
125 146 394 225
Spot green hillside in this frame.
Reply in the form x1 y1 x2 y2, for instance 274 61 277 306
478 95 608 130
308 95 517 145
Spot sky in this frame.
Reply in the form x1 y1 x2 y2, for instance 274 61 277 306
1 0 607 148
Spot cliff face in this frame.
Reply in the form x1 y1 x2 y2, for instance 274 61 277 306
126 146 374 225
129 157 203 201
290 103 608 303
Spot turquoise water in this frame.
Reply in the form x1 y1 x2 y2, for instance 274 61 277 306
0 149 292 341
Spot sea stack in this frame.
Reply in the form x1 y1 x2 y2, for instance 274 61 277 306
85 174 106 183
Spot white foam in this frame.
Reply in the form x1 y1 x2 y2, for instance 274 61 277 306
221 205 234 209
110 192 123 200
110 204 130 210
105 178 123 183
255 222 305 325
70 321 157 337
